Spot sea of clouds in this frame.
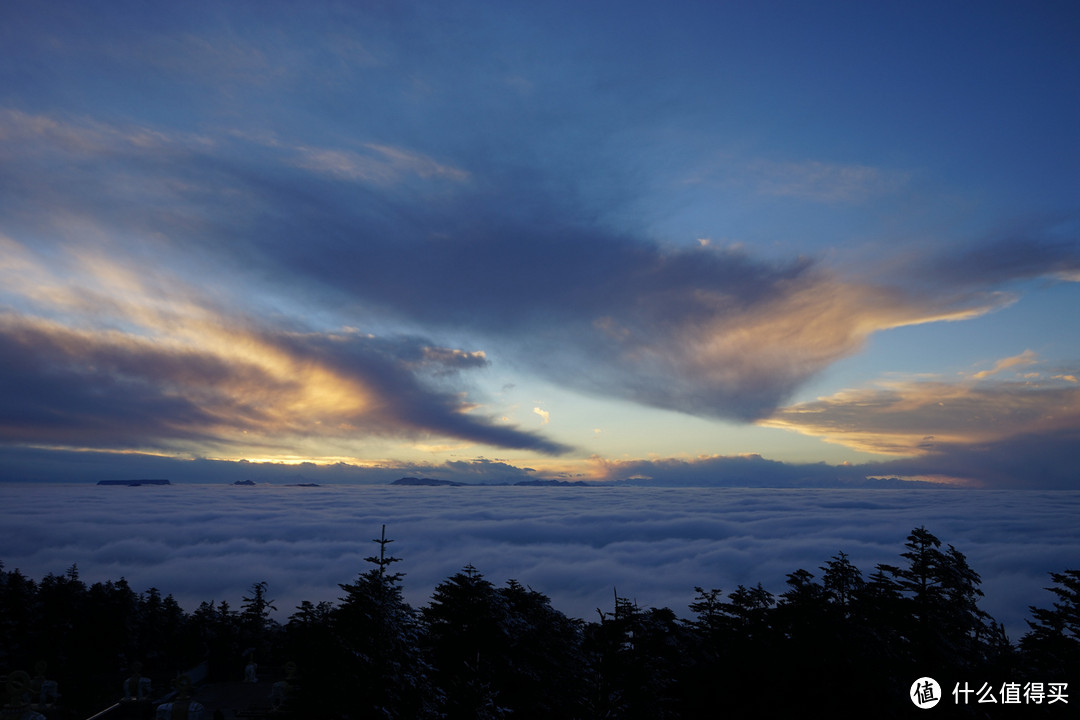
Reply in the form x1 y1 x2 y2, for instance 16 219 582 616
1 483 1077 640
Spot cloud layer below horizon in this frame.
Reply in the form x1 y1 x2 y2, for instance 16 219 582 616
1 484 1076 642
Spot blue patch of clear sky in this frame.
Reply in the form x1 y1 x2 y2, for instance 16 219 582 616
795 280 1080 404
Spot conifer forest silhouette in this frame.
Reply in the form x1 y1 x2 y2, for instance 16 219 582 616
1 526 1076 719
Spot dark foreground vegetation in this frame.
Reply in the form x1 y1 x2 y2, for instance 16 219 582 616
1 527 1076 719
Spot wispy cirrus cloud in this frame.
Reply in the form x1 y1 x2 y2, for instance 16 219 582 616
0 107 208 159
292 143 470 186
748 159 910 203
681 156 910 204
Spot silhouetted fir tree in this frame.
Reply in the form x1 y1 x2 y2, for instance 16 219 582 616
135 587 196 677
584 589 690 719
240 581 277 635
240 580 280 665
882 527 997 677
720 582 775 635
815 553 896 714
687 587 727 638
35 567 86 665
2 528 1072 718
680 586 730 716
288 599 334 626
190 599 231 680
859 564 907 651
582 590 634 719
282 599 333 687
771 569 836 712
495 579 586 719
30 567 92 705
77 577 143 708
422 564 509 719
821 551 865 615
723 583 779 718
624 605 689 719
939 544 999 665
1022 569 1080 681
87 578 140 657
899 527 953 672
209 599 244 681
333 525 438 719
0 563 38 671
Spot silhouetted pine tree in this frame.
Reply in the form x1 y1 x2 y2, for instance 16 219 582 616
495 579 586 719
190 599 237 680
422 564 509 719
240 581 277 635
35 566 86 667
771 569 835 712
240 580 280 665
815 552 892 714
136 587 194 677
1022 569 1080 681
882 527 997 676
282 597 334 698
721 583 778 718
0 563 38 671
680 586 729 716
821 551 865 615
1 527 1067 719
334 525 438 719
584 590 690 719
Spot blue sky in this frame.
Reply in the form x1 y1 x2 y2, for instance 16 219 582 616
1 0 1077 486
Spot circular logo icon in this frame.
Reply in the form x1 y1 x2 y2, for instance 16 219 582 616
911 677 941 709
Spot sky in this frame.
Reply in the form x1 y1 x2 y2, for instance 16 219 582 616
1 1 1078 487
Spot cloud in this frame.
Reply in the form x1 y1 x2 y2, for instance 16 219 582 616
0 447 544 486
0 239 569 458
755 353 1080 488
217 164 1008 421
971 349 1038 380
292 143 470 186
748 159 909 203
533 407 550 424
909 224 1080 290
590 453 925 489
0 107 1001 427
0 101 1076 436
0 314 567 457
865 428 1080 490
762 360 1080 457
1 483 1076 641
